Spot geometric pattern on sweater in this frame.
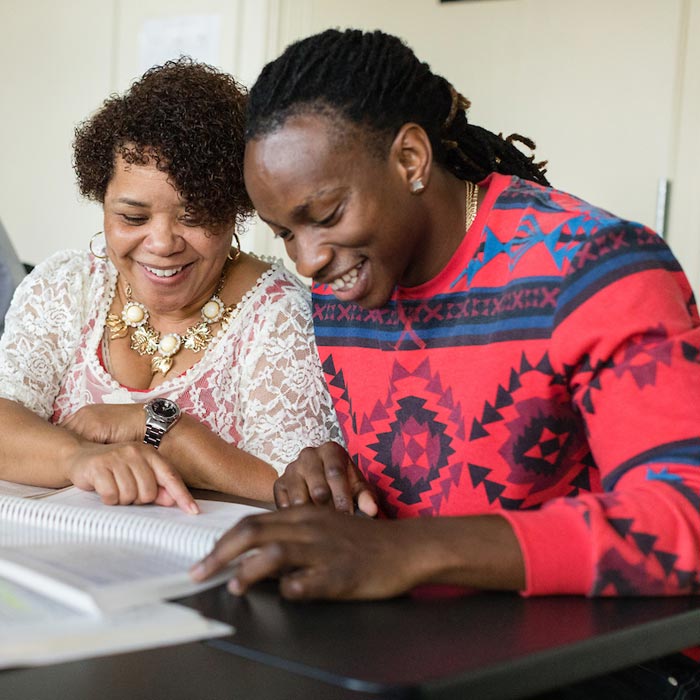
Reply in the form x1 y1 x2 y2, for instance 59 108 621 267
683 341 700 365
554 223 681 322
313 173 700 595
313 225 681 356
322 345 599 518
593 541 700 596
470 350 596 501
582 463 700 594
593 547 671 596
603 438 700 507
313 280 561 351
561 324 675 416
323 354 461 518
453 179 622 287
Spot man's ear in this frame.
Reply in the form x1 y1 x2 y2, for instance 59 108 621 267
389 123 433 192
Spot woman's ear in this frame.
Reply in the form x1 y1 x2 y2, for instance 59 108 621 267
389 123 433 193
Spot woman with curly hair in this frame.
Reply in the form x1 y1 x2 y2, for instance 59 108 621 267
0 58 341 510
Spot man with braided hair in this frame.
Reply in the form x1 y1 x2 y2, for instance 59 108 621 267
194 28 700 697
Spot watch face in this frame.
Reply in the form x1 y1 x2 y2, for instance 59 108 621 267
151 398 179 418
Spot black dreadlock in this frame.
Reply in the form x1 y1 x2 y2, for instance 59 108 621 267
246 29 549 186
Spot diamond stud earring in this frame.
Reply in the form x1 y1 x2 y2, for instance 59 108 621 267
410 178 425 194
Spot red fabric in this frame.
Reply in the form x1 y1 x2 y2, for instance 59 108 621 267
312 174 700 597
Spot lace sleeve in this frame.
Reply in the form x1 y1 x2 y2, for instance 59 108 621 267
236 270 343 474
0 251 92 419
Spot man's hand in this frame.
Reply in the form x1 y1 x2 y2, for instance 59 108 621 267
275 441 378 516
191 506 425 600
191 507 526 599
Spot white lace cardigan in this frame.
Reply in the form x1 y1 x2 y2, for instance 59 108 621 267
0 250 342 474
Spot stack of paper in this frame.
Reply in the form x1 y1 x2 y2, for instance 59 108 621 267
0 578 231 669
0 481 267 669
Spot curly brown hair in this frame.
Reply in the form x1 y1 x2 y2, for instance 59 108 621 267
73 57 253 229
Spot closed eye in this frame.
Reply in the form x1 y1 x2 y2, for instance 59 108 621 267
317 206 341 227
122 214 147 225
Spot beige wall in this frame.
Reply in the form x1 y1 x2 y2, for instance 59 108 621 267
1 0 698 290
0 0 282 265
300 0 679 231
668 0 700 289
0 0 114 265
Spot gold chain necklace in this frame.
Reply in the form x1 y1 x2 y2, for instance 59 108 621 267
465 180 479 230
105 266 234 376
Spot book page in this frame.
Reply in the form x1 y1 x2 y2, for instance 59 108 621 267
0 576 76 624
0 541 237 614
42 487 268 533
0 579 232 669
0 479 60 499
0 492 264 613
0 492 267 559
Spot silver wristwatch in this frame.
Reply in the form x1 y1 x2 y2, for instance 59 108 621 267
143 398 181 448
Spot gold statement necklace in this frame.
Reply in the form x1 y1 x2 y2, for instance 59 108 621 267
465 180 479 230
106 265 235 376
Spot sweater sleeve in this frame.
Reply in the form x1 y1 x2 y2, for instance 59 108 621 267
502 223 700 596
0 251 92 420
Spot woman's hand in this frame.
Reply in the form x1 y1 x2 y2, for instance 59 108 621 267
275 441 378 516
62 404 146 444
191 506 423 600
66 442 199 514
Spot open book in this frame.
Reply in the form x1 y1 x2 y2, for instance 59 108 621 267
0 486 267 615
0 577 232 670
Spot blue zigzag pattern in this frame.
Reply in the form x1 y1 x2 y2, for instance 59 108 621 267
452 178 622 288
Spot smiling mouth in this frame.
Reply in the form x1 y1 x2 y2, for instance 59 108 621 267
328 262 362 292
143 264 185 278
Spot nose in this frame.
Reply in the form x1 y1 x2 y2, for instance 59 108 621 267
144 218 185 256
289 231 333 281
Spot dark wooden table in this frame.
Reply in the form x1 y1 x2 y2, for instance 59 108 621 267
0 636 379 699
181 583 700 699
4 578 700 700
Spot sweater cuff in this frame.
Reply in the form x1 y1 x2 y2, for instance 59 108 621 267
501 505 594 596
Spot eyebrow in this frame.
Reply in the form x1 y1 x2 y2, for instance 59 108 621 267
291 187 345 219
257 187 345 227
114 197 149 207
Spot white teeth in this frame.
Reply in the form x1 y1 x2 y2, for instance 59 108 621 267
330 264 361 291
144 265 183 278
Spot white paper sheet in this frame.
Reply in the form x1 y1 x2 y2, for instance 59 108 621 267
0 578 232 669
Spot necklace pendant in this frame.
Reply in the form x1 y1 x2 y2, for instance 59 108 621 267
112 268 230 370
201 296 226 323
131 325 160 355
465 181 479 231
122 301 148 328
151 355 174 376
105 313 128 340
220 307 234 332
158 333 182 357
183 322 212 352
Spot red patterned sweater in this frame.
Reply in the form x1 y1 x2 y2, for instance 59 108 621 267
312 173 700 597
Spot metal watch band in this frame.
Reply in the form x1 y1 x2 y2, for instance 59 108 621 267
143 423 167 448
